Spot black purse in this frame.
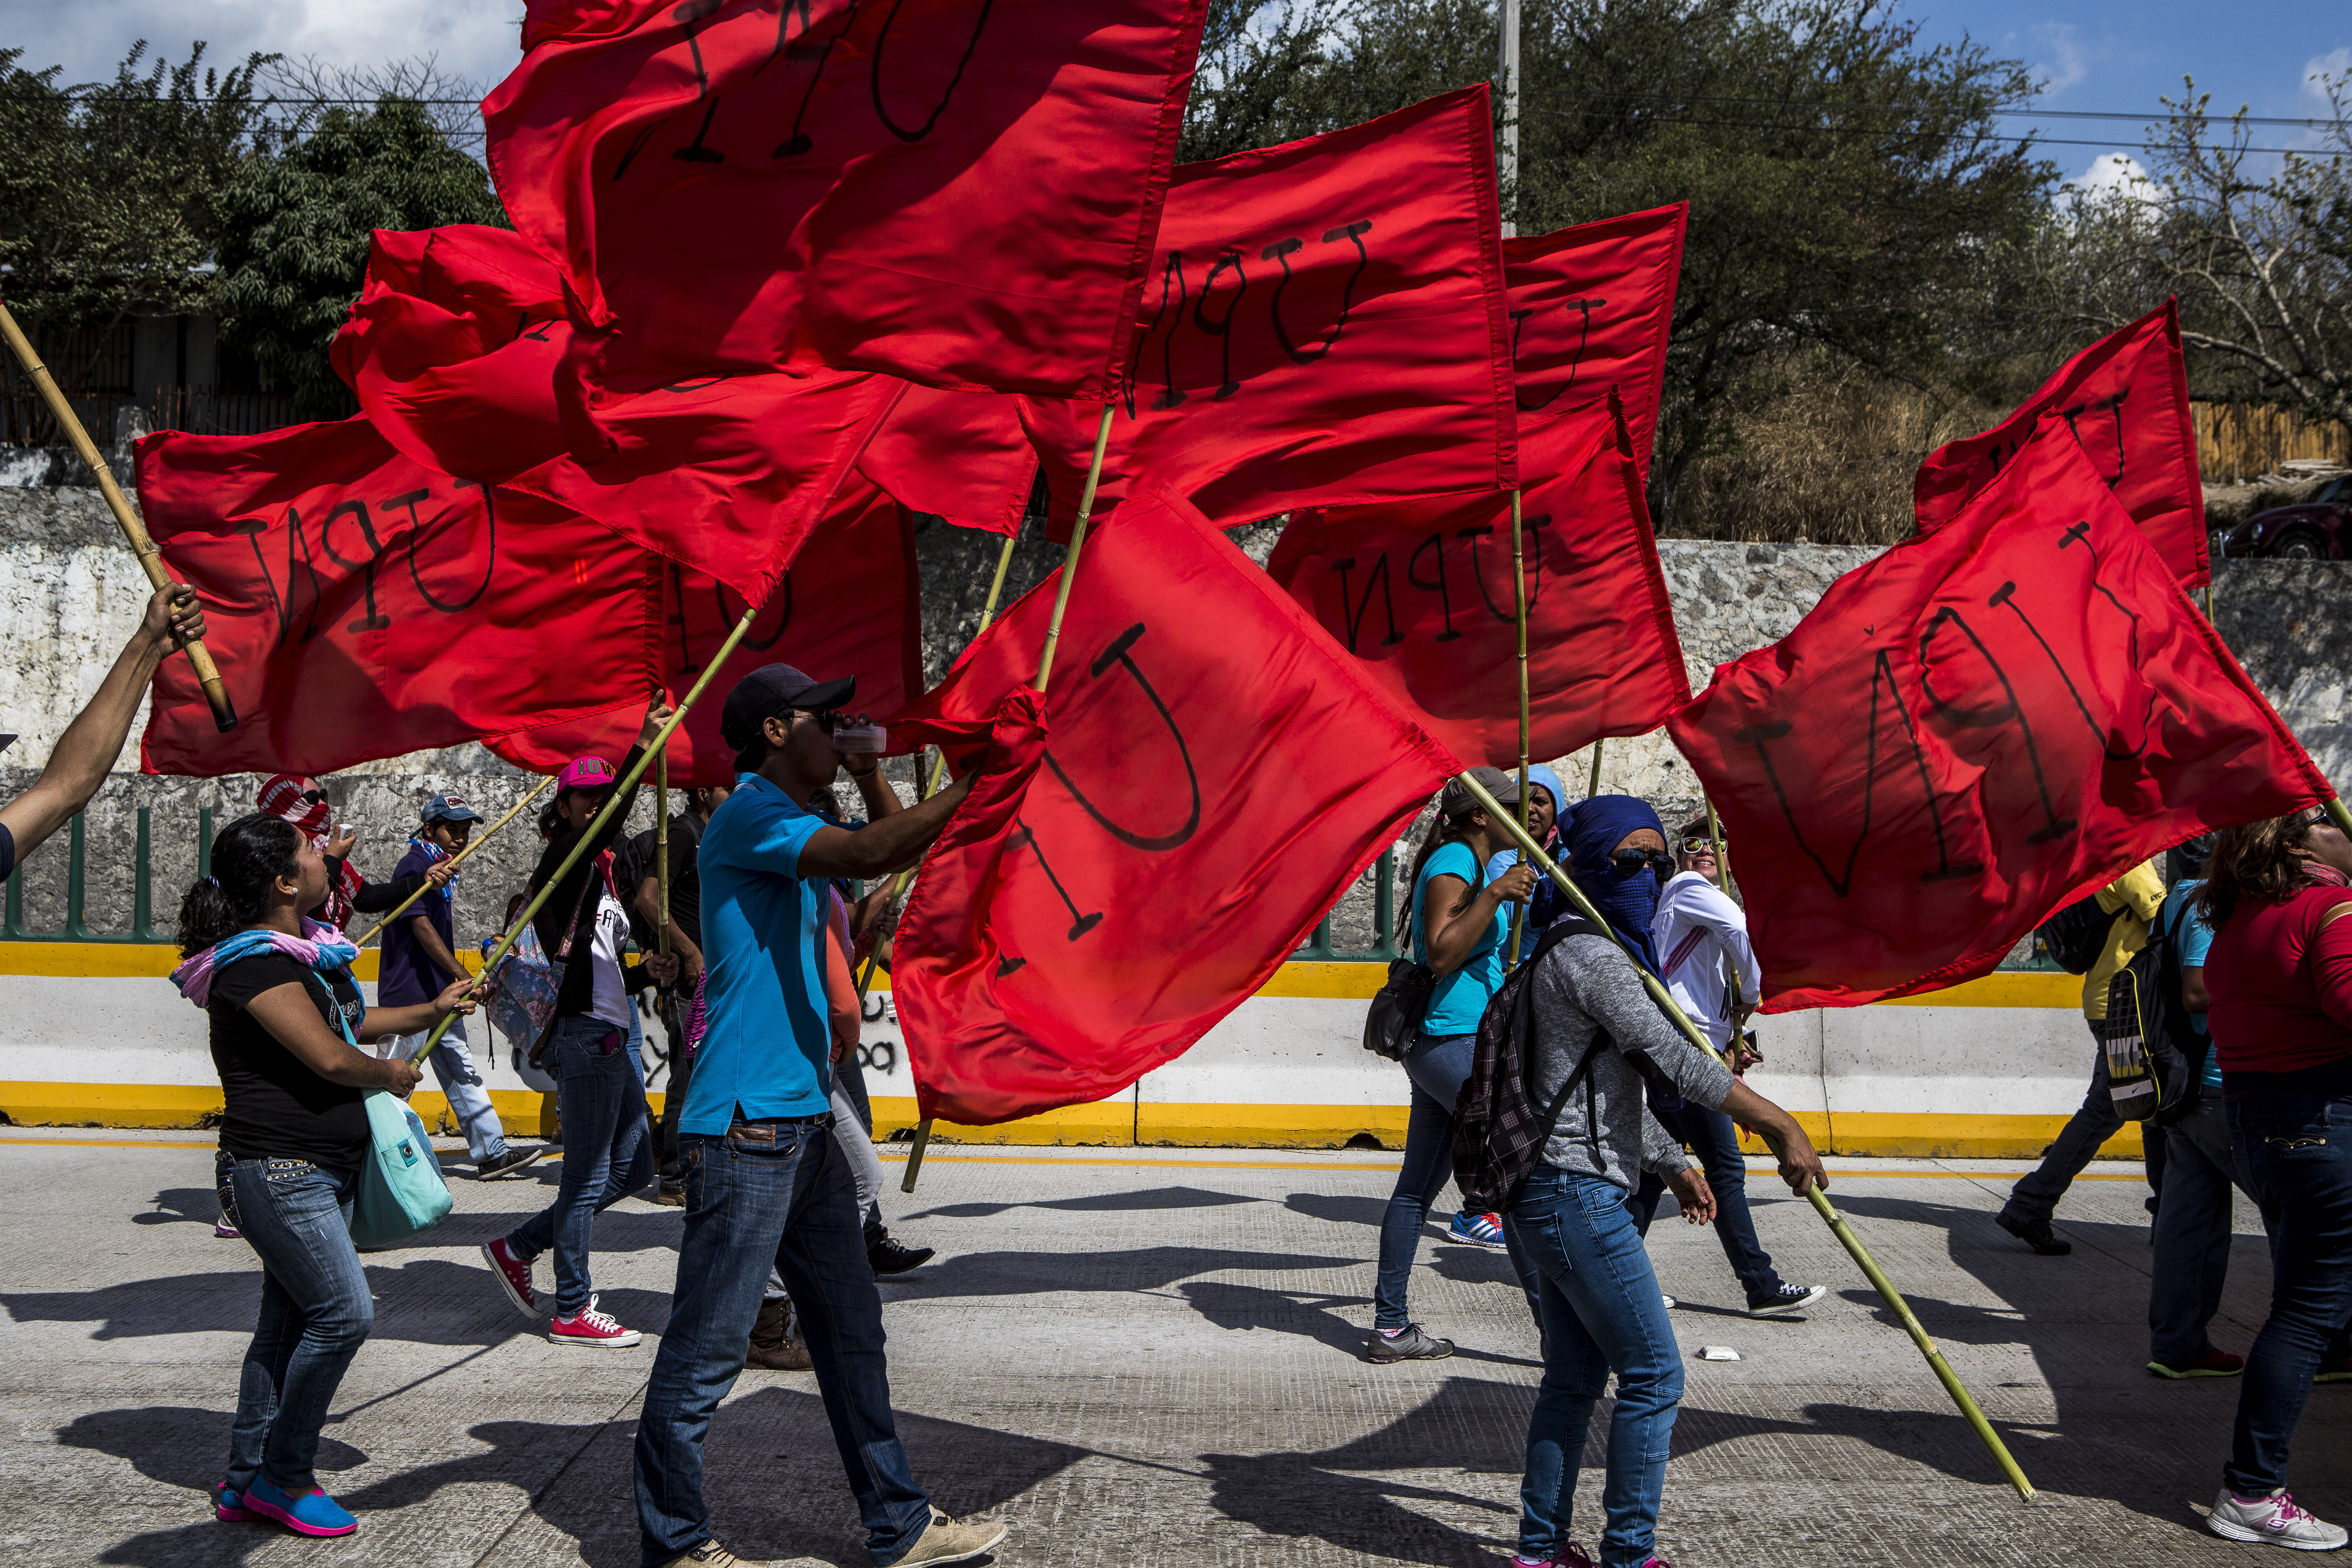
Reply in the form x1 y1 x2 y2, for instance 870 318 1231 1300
1363 958 1437 1061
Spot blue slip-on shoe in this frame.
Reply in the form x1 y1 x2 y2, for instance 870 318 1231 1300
243 1477 357 1537
1445 1210 1509 1251
212 1482 256 1522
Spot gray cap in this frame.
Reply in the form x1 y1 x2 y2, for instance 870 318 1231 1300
1437 766 1521 822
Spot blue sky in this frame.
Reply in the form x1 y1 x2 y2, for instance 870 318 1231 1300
2 0 2343 189
1905 0 2350 189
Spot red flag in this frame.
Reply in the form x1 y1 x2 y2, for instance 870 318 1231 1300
488 480 924 783
1019 85 1515 537
885 489 1462 1125
855 384 1036 537
330 225 573 483
1502 203 1685 479
137 419 651 777
507 370 900 603
481 0 1208 399
1671 415 2325 1011
1915 301 2208 588
1268 396 1688 768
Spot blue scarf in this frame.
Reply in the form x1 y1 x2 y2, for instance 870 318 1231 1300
172 920 361 1043
410 836 459 903
1564 794 1668 975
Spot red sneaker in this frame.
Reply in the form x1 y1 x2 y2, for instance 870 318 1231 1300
548 1303 642 1348
481 1237 539 1320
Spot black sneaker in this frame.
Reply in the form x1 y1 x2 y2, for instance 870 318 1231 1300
1365 1323 1454 1363
476 1147 547 1181
1996 1209 2071 1255
1747 1282 1827 1318
868 1232 936 1276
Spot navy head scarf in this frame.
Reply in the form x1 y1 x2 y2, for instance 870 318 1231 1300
1564 793 1668 973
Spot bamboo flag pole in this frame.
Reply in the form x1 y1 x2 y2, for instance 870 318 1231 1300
0 297 237 732
1586 737 1604 799
1454 767 2036 1502
903 404 1116 1193
1506 490 1535 968
656 748 671 958
414 606 766 1057
2329 799 2352 840
1704 795 1734 904
350 775 555 948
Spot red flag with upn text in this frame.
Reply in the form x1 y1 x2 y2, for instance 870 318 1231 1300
482 0 1208 399
1269 395 1687 769
1914 301 2208 588
137 419 651 777
489 480 924 784
1502 203 1685 479
1019 85 1515 537
1672 414 2325 1010
885 489 1463 1125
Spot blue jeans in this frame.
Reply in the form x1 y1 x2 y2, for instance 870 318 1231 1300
506 1016 655 1315
2225 1095 2352 1495
1628 1100 1783 1300
1373 1031 1477 1330
634 1115 932 1568
1506 1164 1683 1568
2149 1099 2252 1367
2004 1036 2123 1224
223 1157 371 1496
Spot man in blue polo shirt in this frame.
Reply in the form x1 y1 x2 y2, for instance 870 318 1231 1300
633 664 1003 1568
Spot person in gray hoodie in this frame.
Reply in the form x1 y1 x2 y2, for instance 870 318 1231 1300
1504 886 1826 1568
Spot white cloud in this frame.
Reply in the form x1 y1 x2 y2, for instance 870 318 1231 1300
2060 152 2161 222
2306 47 2352 103
2031 22 2089 98
11 0 523 97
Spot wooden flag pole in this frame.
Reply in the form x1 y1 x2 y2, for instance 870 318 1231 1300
1455 767 2035 1503
2328 798 2352 840
1586 737 1604 799
1506 489 1535 967
1704 796 1734 904
351 775 555 949
656 749 671 958
415 606 765 1056
0 296 237 732
903 403 1116 1193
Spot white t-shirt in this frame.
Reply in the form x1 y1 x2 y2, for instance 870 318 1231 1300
1650 870 1761 1050
586 886 634 1029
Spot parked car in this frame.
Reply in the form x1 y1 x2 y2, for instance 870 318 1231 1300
2220 475 2352 559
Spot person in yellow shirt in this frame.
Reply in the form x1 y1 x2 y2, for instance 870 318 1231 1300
1996 859 2168 1255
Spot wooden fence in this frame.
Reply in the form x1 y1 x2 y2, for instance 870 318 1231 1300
0 386 323 449
2195 402 2352 481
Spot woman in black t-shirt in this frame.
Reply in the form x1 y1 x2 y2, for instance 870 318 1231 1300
172 813 476 1540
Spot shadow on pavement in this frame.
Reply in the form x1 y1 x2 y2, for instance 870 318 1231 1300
903 1185 1263 1221
130 1187 221 1227
73 1386 1077 1568
878 1245 1366 1304
1284 1191 1390 1227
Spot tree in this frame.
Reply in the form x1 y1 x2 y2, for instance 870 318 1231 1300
210 95 509 416
1178 0 2055 527
0 42 271 364
2045 77 2351 428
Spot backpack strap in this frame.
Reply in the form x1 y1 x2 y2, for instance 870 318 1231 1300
1517 916 1613 1149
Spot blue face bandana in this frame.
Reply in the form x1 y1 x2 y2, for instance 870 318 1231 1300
1564 794 1668 973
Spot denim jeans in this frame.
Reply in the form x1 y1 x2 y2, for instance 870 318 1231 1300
1627 1099 1782 1300
2149 1099 2252 1367
634 1115 932 1568
1506 1163 1683 1568
2224 1095 2352 1496
506 1015 655 1315
223 1157 371 1496
1372 1031 1477 1330
2004 1032 2124 1224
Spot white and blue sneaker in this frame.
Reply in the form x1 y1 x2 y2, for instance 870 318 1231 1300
1445 1211 1510 1251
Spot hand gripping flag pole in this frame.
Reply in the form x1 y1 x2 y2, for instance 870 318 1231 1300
0 296 238 732
854 525 1024 1006
414 607 769 1057
1453 768 2037 1502
1505 489 1535 968
902 404 1116 1193
350 775 556 948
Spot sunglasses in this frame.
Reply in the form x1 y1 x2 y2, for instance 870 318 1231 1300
300 788 327 805
1611 848 1675 873
790 708 843 735
1677 837 1721 855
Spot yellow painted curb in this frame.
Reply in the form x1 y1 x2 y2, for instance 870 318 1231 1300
0 944 483 980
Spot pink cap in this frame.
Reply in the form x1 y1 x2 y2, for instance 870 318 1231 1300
556 756 615 795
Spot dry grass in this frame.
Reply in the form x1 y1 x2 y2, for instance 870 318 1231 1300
1664 361 2002 546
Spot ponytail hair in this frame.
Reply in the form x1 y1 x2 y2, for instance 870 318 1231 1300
176 813 304 957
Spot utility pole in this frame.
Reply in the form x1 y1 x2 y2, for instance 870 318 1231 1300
1497 0 1520 237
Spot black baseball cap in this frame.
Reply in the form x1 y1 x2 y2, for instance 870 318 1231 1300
719 664 856 750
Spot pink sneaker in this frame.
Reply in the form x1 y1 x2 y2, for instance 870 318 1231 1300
481 1237 539 1320
548 1303 642 1348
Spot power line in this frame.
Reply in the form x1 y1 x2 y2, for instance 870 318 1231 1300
1517 103 2337 157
